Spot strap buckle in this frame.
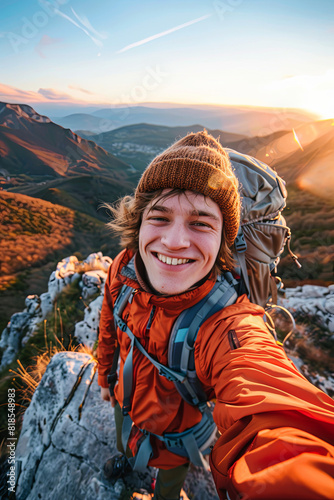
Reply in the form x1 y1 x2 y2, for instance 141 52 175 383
158 367 178 382
235 233 247 253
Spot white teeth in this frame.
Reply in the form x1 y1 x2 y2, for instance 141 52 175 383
157 254 190 265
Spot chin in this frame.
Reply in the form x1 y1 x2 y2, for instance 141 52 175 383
153 281 192 296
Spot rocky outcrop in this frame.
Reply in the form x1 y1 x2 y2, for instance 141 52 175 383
15 352 218 500
0 293 52 368
279 284 334 334
0 252 111 369
4 253 334 499
75 295 104 348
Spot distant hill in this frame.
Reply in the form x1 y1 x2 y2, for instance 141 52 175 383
227 119 334 200
9 174 131 221
54 104 316 137
0 102 135 217
80 123 247 172
0 102 131 181
53 113 115 136
0 191 122 332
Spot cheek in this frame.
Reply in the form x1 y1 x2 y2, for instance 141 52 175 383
139 225 156 249
207 234 223 264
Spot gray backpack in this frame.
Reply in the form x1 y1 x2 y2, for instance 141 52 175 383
228 148 301 308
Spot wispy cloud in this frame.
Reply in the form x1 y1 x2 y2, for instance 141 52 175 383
68 85 95 95
53 6 107 49
0 83 44 102
0 82 108 107
0 83 83 104
37 88 73 101
70 8 108 41
271 70 334 90
117 14 212 54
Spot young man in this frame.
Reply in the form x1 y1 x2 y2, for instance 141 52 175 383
98 131 334 500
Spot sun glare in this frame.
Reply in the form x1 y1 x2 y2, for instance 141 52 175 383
292 129 304 151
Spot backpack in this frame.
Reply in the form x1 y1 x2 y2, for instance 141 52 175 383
108 149 300 470
227 148 300 308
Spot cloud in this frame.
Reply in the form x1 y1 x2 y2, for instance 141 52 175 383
117 14 212 54
68 85 95 95
37 88 73 101
0 83 44 102
70 8 108 41
35 35 62 59
53 6 107 49
271 70 334 91
0 83 81 104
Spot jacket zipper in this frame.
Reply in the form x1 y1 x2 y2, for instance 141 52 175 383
228 329 240 350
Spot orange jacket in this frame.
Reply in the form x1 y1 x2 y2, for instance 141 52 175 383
98 249 334 499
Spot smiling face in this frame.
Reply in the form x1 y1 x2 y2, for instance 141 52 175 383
138 190 223 295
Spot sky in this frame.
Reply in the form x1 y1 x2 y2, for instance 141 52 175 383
0 0 333 118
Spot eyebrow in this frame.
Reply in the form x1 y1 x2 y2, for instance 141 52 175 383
149 205 221 222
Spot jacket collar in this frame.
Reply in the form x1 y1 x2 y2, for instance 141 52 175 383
117 249 216 311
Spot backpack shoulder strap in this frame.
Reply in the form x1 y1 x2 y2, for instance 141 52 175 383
168 272 239 408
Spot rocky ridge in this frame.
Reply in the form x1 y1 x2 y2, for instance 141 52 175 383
1 253 333 498
2 253 217 499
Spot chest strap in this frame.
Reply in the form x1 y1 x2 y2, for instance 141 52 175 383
126 406 217 471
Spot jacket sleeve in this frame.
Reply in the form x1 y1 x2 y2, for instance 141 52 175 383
97 262 118 388
195 298 334 500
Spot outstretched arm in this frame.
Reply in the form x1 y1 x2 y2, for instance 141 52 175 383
195 298 334 500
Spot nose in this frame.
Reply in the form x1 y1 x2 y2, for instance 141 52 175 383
160 221 190 250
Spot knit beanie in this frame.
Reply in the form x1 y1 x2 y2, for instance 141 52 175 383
136 130 240 247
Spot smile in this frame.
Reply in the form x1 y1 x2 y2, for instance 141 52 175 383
156 253 191 266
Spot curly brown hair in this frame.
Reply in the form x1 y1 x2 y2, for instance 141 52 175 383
104 188 235 276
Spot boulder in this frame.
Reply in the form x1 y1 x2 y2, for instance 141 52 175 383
80 270 107 300
15 352 218 500
75 295 103 348
0 253 112 369
0 312 31 368
279 284 334 333
82 252 112 273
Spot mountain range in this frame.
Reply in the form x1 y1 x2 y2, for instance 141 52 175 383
52 103 317 137
0 101 333 331
0 102 130 180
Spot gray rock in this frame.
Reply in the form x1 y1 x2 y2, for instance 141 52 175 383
80 270 107 300
301 285 329 297
0 253 111 369
75 295 103 348
0 312 31 368
15 352 218 499
325 296 334 315
15 352 121 499
279 285 334 333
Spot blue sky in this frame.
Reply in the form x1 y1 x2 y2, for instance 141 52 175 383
0 0 333 117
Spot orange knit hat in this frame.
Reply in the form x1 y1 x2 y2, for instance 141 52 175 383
136 130 240 247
